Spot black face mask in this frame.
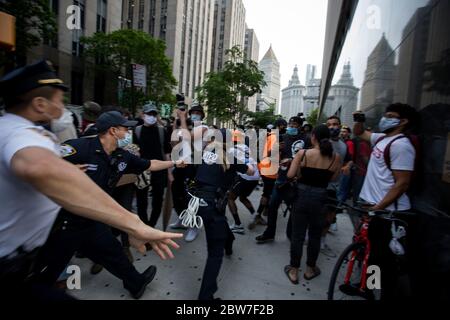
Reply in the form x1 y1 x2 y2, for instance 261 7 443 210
279 128 287 135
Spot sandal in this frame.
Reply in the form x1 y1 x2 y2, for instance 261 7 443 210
284 265 299 285
304 267 321 281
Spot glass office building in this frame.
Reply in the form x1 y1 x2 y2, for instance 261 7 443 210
320 0 449 299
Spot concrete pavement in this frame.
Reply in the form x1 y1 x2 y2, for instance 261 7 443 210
71 189 354 300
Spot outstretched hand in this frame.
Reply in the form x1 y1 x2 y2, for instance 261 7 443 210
129 225 183 259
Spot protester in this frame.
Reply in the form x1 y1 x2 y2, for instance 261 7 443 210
284 125 341 284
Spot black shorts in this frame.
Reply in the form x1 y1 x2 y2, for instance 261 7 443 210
230 178 258 198
261 176 276 198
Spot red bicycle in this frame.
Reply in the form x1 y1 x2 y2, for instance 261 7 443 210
327 202 412 300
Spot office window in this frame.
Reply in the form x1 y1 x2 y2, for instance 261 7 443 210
96 0 107 32
72 0 85 57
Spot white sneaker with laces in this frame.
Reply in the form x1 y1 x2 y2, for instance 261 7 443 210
184 227 200 242
230 224 245 235
169 217 187 230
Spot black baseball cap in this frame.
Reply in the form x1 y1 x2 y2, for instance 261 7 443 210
0 60 68 101
96 111 138 132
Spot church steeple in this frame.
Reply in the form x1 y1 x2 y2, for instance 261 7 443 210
289 65 301 87
337 61 354 86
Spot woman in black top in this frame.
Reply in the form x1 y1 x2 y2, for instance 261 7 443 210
285 125 342 284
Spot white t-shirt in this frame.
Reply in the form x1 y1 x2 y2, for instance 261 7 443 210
359 133 415 211
0 113 61 258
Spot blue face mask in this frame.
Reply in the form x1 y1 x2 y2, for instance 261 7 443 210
378 117 401 133
286 127 298 136
191 115 202 122
117 132 132 148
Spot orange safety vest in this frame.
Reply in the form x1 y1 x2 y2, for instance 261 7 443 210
258 132 279 179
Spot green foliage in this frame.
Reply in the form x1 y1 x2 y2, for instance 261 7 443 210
81 29 177 114
0 0 57 68
307 108 320 127
197 46 266 125
244 105 280 128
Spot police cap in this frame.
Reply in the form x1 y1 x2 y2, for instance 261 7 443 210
96 111 138 132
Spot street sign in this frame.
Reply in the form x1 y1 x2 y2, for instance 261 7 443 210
132 64 147 88
0 11 16 51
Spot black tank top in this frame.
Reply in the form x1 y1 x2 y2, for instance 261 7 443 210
298 150 336 189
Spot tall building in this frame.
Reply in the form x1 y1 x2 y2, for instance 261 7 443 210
257 45 281 112
306 64 317 84
210 0 246 71
359 33 396 121
244 26 260 112
244 26 259 62
123 0 215 102
27 0 123 105
280 65 306 119
324 62 359 126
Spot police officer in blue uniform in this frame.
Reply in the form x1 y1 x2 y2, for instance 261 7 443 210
191 129 255 300
34 111 186 299
0 60 183 300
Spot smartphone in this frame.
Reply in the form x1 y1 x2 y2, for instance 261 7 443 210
353 112 366 123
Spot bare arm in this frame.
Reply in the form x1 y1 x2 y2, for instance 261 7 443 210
330 154 343 182
353 112 372 142
149 159 185 171
288 150 305 179
11 147 182 257
372 170 412 210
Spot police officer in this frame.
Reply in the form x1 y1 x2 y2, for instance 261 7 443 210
191 128 255 300
34 110 186 298
0 60 183 300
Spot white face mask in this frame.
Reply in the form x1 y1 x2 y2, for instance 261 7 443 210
51 109 74 133
144 115 157 125
117 131 133 148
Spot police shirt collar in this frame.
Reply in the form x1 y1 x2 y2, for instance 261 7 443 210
3 112 36 127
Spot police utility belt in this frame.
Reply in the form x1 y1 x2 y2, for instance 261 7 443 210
191 184 228 215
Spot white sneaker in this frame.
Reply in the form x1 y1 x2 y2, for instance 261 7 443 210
330 222 338 232
230 224 245 235
184 227 200 242
169 217 187 230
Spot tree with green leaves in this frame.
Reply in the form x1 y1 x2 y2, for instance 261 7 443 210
197 46 266 126
81 29 177 115
0 0 57 70
244 105 281 128
306 108 320 127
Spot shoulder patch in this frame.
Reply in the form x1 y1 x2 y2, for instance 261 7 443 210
60 144 77 157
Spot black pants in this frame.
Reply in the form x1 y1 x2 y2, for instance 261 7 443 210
196 191 234 300
34 219 144 292
0 249 75 301
172 169 189 216
136 171 166 227
263 184 293 239
112 183 135 247
290 184 327 269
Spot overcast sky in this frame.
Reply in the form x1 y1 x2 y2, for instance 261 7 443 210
242 0 328 89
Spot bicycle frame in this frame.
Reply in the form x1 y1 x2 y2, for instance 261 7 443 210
343 215 372 292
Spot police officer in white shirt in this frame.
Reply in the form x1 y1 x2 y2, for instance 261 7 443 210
0 60 182 300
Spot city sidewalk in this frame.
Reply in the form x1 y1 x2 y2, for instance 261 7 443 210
71 189 354 300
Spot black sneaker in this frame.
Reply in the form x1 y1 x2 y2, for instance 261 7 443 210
256 234 274 244
126 265 157 299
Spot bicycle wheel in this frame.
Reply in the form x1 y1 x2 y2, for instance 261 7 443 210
327 242 378 300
